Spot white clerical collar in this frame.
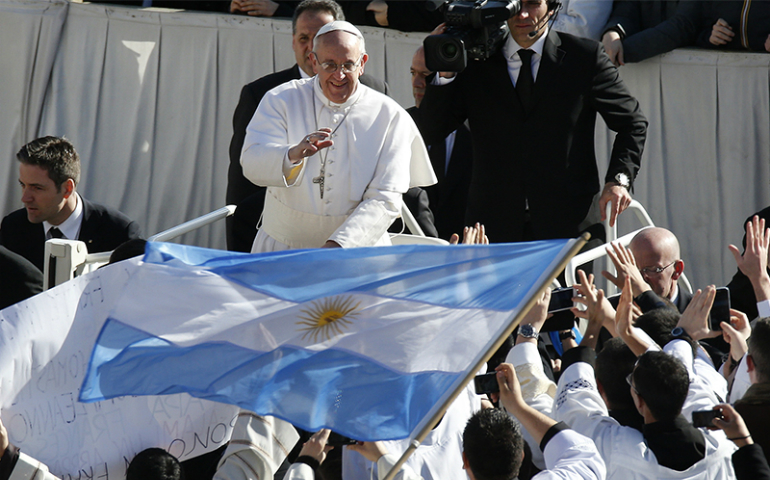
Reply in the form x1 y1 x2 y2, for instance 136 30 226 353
313 74 363 110
502 26 549 60
44 192 83 240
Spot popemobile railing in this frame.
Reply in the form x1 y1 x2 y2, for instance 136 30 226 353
42 203 443 290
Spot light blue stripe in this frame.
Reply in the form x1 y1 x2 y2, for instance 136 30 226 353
80 319 461 441
143 240 569 311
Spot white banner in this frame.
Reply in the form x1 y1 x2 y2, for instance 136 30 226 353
0 259 239 479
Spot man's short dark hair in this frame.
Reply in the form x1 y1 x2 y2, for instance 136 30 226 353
463 408 523 480
596 337 637 410
292 0 344 33
632 351 689 422
16 136 81 190
127 448 184 480
634 307 680 348
748 317 770 383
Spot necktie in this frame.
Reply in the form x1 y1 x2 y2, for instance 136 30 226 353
517 49 534 111
49 227 65 239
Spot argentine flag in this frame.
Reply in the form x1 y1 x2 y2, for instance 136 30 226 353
80 239 574 442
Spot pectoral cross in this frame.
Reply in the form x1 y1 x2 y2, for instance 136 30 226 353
312 174 325 199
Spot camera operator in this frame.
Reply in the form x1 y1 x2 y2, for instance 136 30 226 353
415 0 647 245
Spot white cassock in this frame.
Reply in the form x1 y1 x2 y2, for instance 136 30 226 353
241 76 436 252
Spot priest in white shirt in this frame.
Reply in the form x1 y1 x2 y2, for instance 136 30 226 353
240 21 435 253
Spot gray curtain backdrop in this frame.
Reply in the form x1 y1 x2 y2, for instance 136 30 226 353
1 0 768 290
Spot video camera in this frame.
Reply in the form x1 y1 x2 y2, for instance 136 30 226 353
424 0 521 72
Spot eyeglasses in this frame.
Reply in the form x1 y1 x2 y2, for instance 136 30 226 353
313 53 363 74
639 260 677 277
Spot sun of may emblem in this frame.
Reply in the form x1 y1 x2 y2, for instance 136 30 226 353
296 296 361 342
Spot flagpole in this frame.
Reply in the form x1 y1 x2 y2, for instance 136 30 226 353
381 233 590 480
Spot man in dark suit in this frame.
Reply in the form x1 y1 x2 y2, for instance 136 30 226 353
408 46 472 241
0 246 43 310
226 0 388 251
416 0 647 244
0 136 142 272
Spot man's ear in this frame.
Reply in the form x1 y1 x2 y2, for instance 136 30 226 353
359 52 369 74
310 52 319 75
671 260 685 280
461 451 469 471
61 178 75 198
747 354 755 372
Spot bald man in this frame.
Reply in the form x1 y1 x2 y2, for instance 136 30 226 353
602 227 690 313
628 227 690 312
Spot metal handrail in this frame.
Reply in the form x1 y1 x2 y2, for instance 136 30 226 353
399 203 425 237
149 205 236 242
44 205 237 290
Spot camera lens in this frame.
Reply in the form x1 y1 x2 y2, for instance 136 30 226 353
440 42 459 60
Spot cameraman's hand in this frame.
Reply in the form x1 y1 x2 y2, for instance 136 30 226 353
429 22 446 36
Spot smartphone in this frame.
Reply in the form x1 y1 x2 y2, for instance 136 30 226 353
326 431 358 446
691 409 723 428
548 287 575 313
474 372 500 395
542 310 576 332
709 287 731 331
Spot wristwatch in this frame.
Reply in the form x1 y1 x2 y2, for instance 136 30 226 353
671 326 693 342
614 172 630 189
519 324 539 339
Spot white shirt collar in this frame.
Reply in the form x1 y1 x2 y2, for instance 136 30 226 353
44 192 83 240
502 26 549 60
298 65 312 79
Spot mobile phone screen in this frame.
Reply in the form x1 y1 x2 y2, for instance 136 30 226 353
474 373 500 395
548 287 574 313
709 287 731 331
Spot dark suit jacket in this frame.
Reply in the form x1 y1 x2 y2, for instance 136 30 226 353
408 106 473 241
0 197 142 272
0 245 43 310
416 30 647 243
226 64 389 251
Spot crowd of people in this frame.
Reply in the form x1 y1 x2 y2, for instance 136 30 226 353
1 0 770 479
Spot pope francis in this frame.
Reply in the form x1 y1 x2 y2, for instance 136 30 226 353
241 21 436 252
